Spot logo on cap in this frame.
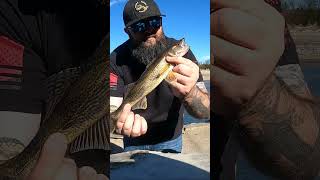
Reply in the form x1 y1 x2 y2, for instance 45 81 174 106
135 1 148 13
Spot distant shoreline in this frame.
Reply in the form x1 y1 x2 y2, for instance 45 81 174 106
301 60 320 64
289 27 320 63
196 27 320 78
200 69 210 81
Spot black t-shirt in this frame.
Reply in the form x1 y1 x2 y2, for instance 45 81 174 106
0 0 108 114
110 37 204 146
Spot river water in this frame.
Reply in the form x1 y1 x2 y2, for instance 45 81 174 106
301 62 320 97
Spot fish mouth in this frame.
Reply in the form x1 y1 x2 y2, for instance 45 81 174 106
177 39 189 54
180 38 185 44
178 46 189 56
178 38 186 47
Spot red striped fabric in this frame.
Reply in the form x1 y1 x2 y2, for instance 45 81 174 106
0 36 24 67
0 36 24 89
0 68 22 75
110 72 118 87
0 76 21 82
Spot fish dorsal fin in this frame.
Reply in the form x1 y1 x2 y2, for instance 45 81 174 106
125 83 148 110
132 96 147 110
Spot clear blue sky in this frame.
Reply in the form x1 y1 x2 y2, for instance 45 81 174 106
110 0 210 63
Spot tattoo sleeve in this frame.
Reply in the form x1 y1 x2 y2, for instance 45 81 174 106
183 85 210 119
0 137 25 164
238 65 320 179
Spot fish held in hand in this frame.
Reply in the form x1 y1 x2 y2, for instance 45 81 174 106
110 38 190 132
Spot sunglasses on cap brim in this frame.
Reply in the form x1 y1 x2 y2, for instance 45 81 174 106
127 17 162 33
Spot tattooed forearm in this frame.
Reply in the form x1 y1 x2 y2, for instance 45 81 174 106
0 137 25 164
238 73 320 179
183 85 210 119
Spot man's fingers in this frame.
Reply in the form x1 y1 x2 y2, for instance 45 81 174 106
212 65 254 105
141 117 148 135
53 158 77 180
172 64 195 78
96 174 109 180
31 133 68 180
79 166 98 180
211 0 253 12
131 114 141 137
122 112 135 136
169 81 189 96
175 73 194 86
211 35 257 75
212 0 281 23
211 65 239 91
79 166 109 180
116 103 147 137
211 8 264 49
116 104 131 134
166 56 194 66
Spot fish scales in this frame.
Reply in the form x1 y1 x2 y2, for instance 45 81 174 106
0 35 110 179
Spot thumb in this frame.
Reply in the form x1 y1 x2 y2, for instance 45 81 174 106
30 133 68 180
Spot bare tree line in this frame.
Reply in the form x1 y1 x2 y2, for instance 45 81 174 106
282 0 320 26
199 59 210 69
282 0 320 9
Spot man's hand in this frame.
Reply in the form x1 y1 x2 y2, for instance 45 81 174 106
211 0 320 178
166 56 210 119
116 104 148 137
28 133 108 180
211 0 285 114
166 56 199 99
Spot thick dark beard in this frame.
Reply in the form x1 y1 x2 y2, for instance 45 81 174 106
130 37 168 66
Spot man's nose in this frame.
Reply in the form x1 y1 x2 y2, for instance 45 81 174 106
145 27 153 34
144 27 156 36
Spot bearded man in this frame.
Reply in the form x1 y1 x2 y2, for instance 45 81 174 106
110 0 210 153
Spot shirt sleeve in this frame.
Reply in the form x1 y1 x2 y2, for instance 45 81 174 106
0 1 47 114
110 51 125 98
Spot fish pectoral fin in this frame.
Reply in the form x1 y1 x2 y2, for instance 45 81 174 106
156 64 171 79
165 71 177 82
132 96 147 110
